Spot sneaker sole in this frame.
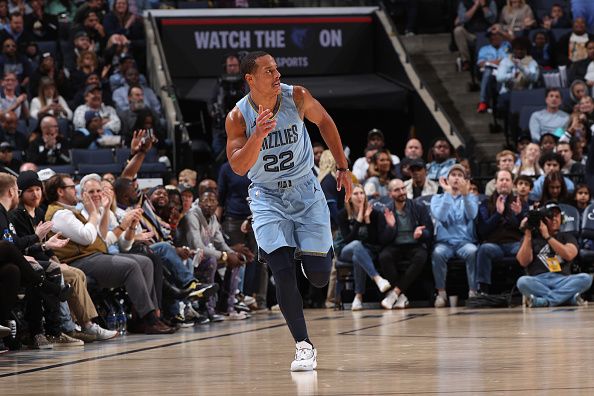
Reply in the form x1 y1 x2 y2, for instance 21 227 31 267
32 344 54 350
188 284 219 300
378 283 392 293
51 342 84 347
95 332 119 341
291 359 317 372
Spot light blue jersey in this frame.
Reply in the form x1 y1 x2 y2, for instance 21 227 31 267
236 83 314 184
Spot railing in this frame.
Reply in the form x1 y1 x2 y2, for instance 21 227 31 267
144 12 191 174
375 6 466 150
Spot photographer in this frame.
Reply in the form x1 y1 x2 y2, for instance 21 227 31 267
516 202 592 307
208 54 246 158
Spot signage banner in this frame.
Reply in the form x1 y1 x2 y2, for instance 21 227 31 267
159 15 374 77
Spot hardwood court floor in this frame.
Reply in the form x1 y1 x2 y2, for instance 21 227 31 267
2 306 594 395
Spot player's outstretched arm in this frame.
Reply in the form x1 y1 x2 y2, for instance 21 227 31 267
226 105 276 176
294 85 352 200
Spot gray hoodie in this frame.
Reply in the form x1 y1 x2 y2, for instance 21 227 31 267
176 204 232 260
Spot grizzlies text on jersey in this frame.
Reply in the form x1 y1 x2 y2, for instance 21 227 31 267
236 83 314 183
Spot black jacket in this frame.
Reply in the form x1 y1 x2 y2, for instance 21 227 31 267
378 198 433 246
0 203 43 257
8 204 53 261
26 136 70 165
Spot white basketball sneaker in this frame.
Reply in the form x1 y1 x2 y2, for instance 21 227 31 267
291 341 317 372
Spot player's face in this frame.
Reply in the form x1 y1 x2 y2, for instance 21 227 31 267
251 55 281 95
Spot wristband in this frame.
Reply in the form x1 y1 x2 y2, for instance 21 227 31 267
115 225 124 233
545 236 552 242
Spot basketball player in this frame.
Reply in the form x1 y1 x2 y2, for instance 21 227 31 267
226 52 352 371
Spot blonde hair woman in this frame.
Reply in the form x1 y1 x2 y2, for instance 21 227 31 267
513 142 543 176
337 184 391 311
30 77 72 120
317 150 344 226
500 0 535 38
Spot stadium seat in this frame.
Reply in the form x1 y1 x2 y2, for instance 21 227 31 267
550 28 572 43
559 203 580 236
518 105 543 132
37 41 58 57
509 88 546 115
44 165 76 174
71 148 114 165
579 203 594 272
414 194 433 208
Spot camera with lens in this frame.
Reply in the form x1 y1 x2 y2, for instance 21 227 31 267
524 203 561 233
525 209 546 231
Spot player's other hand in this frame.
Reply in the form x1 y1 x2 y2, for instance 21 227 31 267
255 105 276 138
337 169 353 202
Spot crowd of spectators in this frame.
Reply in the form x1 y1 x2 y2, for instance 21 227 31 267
327 124 593 312
0 0 270 354
4 0 594 356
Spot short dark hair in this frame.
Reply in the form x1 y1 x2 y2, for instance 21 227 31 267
44 173 70 203
514 174 534 188
545 87 562 98
114 177 133 201
240 51 270 77
9 11 22 21
127 84 142 97
511 37 530 51
539 151 565 169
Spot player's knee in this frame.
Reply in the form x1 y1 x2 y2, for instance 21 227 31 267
307 271 330 288
301 250 332 288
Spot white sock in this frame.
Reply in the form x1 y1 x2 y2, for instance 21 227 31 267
438 291 447 299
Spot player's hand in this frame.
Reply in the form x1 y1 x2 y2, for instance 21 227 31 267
255 105 276 138
336 169 353 202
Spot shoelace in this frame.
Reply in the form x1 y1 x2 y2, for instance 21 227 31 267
295 347 313 361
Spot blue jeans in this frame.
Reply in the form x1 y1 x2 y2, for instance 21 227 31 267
479 67 495 103
476 242 520 285
432 242 478 291
517 272 593 306
150 242 194 287
340 240 378 295
150 242 195 317
58 276 76 332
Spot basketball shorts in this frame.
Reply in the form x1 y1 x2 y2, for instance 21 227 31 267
248 173 333 257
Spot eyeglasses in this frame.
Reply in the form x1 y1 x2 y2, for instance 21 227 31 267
61 184 76 189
